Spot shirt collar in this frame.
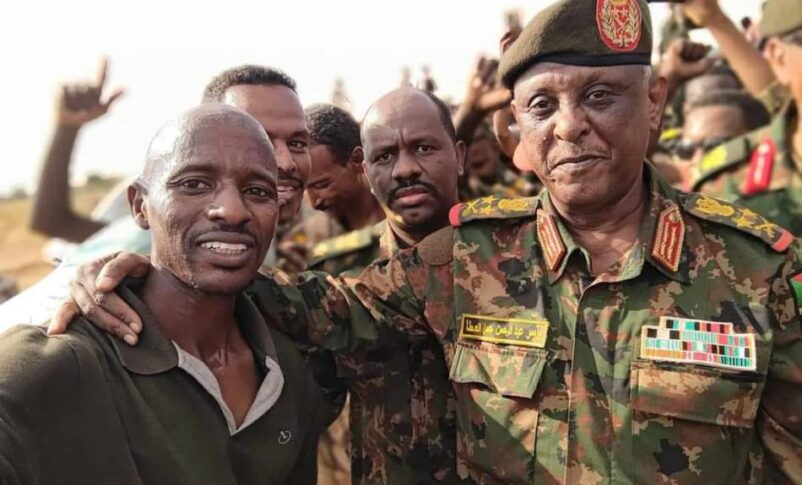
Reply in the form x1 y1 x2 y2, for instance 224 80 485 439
536 164 690 285
111 281 278 375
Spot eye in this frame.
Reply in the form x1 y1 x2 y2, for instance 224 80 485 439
528 96 555 116
416 145 434 154
374 152 392 163
587 89 612 102
288 140 308 151
179 179 211 191
245 186 274 199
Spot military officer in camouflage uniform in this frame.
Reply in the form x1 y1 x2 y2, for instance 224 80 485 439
693 0 802 234
292 1 802 483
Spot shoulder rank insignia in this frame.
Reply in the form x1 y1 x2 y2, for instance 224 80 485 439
692 137 750 190
741 137 776 195
641 316 756 371
651 203 685 273
309 227 376 262
536 209 566 272
449 196 538 227
684 194 793 253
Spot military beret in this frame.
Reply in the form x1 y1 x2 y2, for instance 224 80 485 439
499 0 653 89
760 0 802 38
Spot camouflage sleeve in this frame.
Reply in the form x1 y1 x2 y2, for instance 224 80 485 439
761 242 802 481
296 249 431 353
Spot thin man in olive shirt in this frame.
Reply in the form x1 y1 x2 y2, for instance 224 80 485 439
0 104 325 485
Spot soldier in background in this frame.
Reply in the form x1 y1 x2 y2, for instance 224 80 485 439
672 89 769 189
694 0 802 234
278 104 384 279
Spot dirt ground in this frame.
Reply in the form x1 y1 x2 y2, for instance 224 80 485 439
0 185 113 292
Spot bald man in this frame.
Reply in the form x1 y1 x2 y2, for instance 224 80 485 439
0 105 325 485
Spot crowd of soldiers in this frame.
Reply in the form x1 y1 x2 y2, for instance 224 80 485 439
1 0 802 483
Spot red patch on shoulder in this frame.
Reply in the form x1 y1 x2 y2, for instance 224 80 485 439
449 203 464 227
742 138 776 195
596 0 642 52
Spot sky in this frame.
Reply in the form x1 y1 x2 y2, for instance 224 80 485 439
0 0 760 196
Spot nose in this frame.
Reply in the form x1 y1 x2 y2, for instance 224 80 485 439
274 141 297 175
552 104 590 144
207 184 252 226
391 150 423 181
309 191 325 211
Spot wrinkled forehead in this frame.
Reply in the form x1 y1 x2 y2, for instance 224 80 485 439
162 117 277 179
513 62 648 96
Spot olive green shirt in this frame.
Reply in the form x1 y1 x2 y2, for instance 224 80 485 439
0 284 325 485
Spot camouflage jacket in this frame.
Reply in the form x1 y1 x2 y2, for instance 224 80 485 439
693 104 802 235
298 165 802 484
309 220 395 277
251 223 467 484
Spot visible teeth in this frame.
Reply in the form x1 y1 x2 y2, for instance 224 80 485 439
200 241 248 254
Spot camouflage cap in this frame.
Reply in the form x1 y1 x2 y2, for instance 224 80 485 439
499 0 653 89
760 0 802 38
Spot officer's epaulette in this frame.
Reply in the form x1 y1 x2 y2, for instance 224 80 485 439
690 124 776 191
691 137 752 190
309 226 378 264
682 193 793 253
449 196 539 227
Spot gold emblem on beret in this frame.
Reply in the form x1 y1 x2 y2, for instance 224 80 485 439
597 0 642 52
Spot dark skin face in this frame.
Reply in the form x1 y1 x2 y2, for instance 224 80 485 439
361 89 465 242
222 84 310 226
512 63 665 213
466 130 502 183
131 110 279 296
307 144 365 220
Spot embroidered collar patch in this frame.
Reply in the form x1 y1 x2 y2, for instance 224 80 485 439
641 317 756 371
651 204 685 273
537 209 566 272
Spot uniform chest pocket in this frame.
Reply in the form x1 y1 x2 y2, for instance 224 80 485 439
630 361 766 484
448 341 548 484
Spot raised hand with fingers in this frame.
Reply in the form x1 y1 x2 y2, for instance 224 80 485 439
56 57 125 128
463 56 512 116
47 252 151 345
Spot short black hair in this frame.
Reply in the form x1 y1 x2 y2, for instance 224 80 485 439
305 103 360 165
687 89 770 131
704 64 743 88
421 90 457 143
202 64 297 102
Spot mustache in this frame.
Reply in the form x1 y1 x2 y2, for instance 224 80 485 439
388 179 438 201
278 169 303 185
190 224 258 244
